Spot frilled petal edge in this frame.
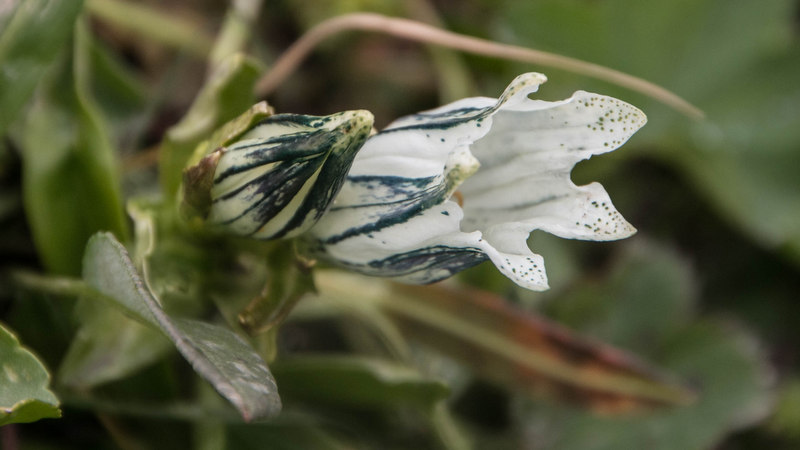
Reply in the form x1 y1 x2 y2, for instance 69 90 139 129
308 73 644 291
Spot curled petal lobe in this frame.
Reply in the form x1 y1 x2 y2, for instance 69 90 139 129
309 73 645 291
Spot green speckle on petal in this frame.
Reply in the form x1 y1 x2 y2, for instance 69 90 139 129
309 73 644 292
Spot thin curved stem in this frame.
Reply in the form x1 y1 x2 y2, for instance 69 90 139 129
256 13 704 120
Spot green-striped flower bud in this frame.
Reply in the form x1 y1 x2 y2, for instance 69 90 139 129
182 110 374 240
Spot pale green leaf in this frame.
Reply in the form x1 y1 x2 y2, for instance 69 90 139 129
0 323 60 426
58 299 171 388
0 0 84 135
85 34 149 151
20 18 128 275
82 232 281 421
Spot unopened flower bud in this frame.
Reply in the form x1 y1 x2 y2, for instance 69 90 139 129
182 109 374 240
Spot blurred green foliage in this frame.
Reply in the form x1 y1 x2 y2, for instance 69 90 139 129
18 15 129 276
1 0 799 448
499 0 800 266
0 323 60 426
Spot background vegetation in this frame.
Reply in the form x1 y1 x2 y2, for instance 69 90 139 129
1 0 799 448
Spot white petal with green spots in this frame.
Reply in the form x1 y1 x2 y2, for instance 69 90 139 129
309 73 645 291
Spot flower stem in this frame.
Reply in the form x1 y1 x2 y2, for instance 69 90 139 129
256 12 704 120
9 270 89 298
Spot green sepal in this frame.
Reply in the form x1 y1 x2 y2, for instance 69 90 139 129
238 240 317 338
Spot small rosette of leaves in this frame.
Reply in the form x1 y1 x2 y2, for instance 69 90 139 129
182 109 374 240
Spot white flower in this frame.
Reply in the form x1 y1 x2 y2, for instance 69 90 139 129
307 73 646 291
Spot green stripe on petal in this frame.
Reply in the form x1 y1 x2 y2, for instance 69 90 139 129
183 109 373 240
308 73 643 292
313 201 548 290
312 202 486 284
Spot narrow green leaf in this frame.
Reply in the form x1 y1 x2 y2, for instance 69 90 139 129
271 355 449 411
20 18 128 275
85 34 149 151
0 0 84 135
208 0 263 69
82 232 281 421
0 323 61 426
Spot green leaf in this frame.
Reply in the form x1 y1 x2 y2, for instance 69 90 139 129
0 323 61 426
674 49 800 262
58 299 172 388
85 34 149 152
271 355 450 411
0 0 84 136
159 54 262 199
769 378 800 440
82 232 281 421
84 0 213 58
20 18 128 275
545 242 695 355
59 199 210 389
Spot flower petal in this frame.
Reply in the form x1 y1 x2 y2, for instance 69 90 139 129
312 199 549 290
317 101 492 243
479 222 549 291
309 73 641 292
460 90 645 241
312 201 480 281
